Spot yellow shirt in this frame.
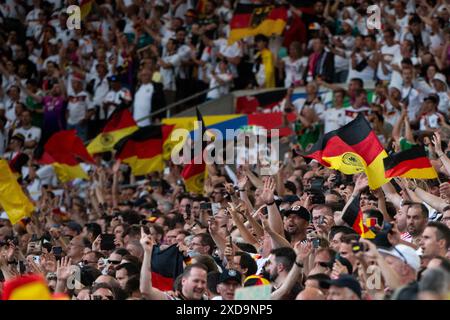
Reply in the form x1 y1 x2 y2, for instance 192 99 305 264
258 48 275 88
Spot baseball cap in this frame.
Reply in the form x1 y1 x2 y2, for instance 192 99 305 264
11 133 25 144
219 269 242 284
324 254 353 274
378 244 421 272
325 274 362 298
0 212 9 220
282 205 311 221
243 275 270 287
342 19 354 29
424 93 439 105
432 73 448 89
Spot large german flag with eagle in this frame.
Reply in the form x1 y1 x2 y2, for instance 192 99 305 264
114 125 174 176
87 108 138 155
384 146 437 179
304 113 390 189
228 4 288 44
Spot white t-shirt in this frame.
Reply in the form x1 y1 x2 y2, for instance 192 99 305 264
376 43 400 81
347 51 375 82
292 98 326 121
419 113 440 131
13 126 41 144
104 89 132 118
282 56 308 88
206 69 233 100
324 107 346 133
160 53 181 91
133 83 154 127
67 90 92 125
343 106 371 125
400 86 421 120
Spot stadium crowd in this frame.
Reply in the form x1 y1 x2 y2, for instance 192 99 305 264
1 0 450 301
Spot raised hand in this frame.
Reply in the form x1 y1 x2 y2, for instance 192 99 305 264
294 240 313 263
140 227 155 253
56 256 73 281
237 174 248 191
432 132 444 155
261 177 276 205
354 174 369 193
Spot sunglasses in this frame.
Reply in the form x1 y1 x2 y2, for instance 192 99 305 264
318 262 330 268
108 260 121 265
82 260 96 265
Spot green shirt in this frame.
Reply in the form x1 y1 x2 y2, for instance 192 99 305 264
295 121 322 151
25 96 43 128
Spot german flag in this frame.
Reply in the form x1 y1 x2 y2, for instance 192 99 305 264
87 108 138 155
115 125 174 176
181 108 207 194
196 0 207 18
151 244 184 291
2 274 53 300
384 146 438 179
304 113 390 190
229 4 288 44
0 160 35 225
342 193 376 239
235 89 287 114
39 130 94 183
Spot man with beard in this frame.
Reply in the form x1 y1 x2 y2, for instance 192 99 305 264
282 206 310 245
406 203 429 247
262 247 302 299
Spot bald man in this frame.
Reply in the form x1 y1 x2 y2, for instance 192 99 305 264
296 287 326 300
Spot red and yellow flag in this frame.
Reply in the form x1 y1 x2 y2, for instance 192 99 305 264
0 160 34 224
39 130 94 183
228 4 288 44
2 274 69 300
80 0 93 20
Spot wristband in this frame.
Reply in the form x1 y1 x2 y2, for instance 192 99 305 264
295 261 303 268
239 189 246 192
266 200 275 206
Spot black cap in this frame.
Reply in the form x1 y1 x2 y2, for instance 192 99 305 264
324 254 353 274
424 94 439 105
11 133 25 144
325 275 362 298
219 269 242 284
65 221 82 234
282 206 311 221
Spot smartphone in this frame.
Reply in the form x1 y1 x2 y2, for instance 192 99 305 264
100 234 116 251
200 202 212 210
211 203 221 215
150 181 160 188
311 238 320 249
310 177 325 191
185 204 191 216
52 246 63 256
32 255 41 264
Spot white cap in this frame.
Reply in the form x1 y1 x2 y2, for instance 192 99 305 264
343 19 354 29
0 211 9 220
48 38 58 45
432 73 448 89
379 244 421 272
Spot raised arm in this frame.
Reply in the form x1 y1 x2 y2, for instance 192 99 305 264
139 228 168 300
261 177 285 236
432 132 450 176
